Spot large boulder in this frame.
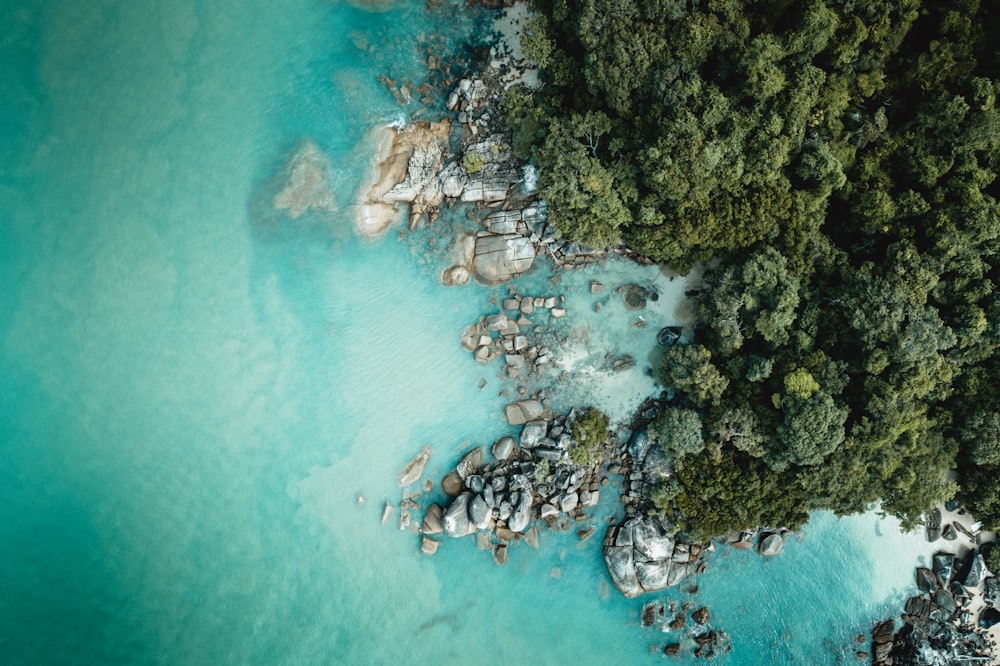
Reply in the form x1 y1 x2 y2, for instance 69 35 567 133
491 436 516 461
443 492 477 538
635 560 672 591
508 486 533 532
963 552 987 588
472 233 535 285
505 400 544 426
469 494 492 530
633 519 674 562
605 543 641 598
519 420 548 448
933 552 955 585
980 607 1000 630
758 533 784 557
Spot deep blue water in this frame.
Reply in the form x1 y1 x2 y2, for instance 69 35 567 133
0 1 936 664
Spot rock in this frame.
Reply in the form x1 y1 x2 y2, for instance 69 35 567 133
492 436 516 461
669 613 686 630
559 492 579 513
466 475 485 494
962 552 987 588
472 233 535 285
473 345 491 363
469 494 492 530
497 501 512 521
505 400 545 426
641 602 659 627
456 447 484 479
460 324 481 351
520 298 535 315
443 492 477 538
381 502 394 526
397 445 432 487
442 471 464 496
422 503 444 534
493 544 508 566
483 313 508 331
916 567 938 593
591 281 603 294
519 420 548 448
540 503 559 519
933 552 955 584
421 536 440 556
441 265 470 286
633 518 675 561
550 307 566 318
663 643 680 657
604 542 641 598
942 522 958 540
525 525 539 548
758 533 784 556
979 607 1000 629
580 490 600 507
509 487 533 533
925 507 942 542
635 559 672 590
577 526 596 541
692 607 710 625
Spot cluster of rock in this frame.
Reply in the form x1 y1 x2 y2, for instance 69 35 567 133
723 528 787 557
603 516 703 598
421 411 604 563
871 547 998 665
641 601 729 660
460 308 559 380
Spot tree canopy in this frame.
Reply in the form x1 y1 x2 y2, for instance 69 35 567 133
513 0 1000 535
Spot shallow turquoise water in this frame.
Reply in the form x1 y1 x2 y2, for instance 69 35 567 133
0 1 936 664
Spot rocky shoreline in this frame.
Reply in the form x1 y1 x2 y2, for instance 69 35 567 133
356 3 1000 664
864 505 998 665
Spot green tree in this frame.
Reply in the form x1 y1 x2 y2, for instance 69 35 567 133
657 344 729 408
648 407 705 461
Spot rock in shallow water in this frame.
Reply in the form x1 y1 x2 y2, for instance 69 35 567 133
758 533 784 556
443 492 476 538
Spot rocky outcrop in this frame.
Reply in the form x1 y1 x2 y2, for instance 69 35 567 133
758 532 784 557
603 516 701 597
354 121 451 237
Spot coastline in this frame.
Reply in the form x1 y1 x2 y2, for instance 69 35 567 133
357 2 1000 664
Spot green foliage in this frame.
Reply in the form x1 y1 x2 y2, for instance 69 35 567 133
570 407 609 466
648 407 705 462
649 477 683 515
524 0 1000 537
657 344 729 409
462 151 484 174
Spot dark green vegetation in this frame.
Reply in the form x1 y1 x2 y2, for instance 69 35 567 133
510 0 1000 538
570 407 610 465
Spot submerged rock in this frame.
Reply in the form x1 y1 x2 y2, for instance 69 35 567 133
397 445 432 487
272 139 337 220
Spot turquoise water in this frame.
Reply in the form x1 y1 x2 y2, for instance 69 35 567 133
0 1 936 664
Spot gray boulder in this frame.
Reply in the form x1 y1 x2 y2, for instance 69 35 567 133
604 542 641 598
492 435 516 460
963 552 987 588
758 533 784 556
635 560 672 591
508 487 533 532
506 400 544 426
633 519 675 562
469 494 492 530
472 233 535 285
443 492 477 538
519 421 548 448
421 503 443 534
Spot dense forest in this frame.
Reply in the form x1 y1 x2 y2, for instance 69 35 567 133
506 0 1000 539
